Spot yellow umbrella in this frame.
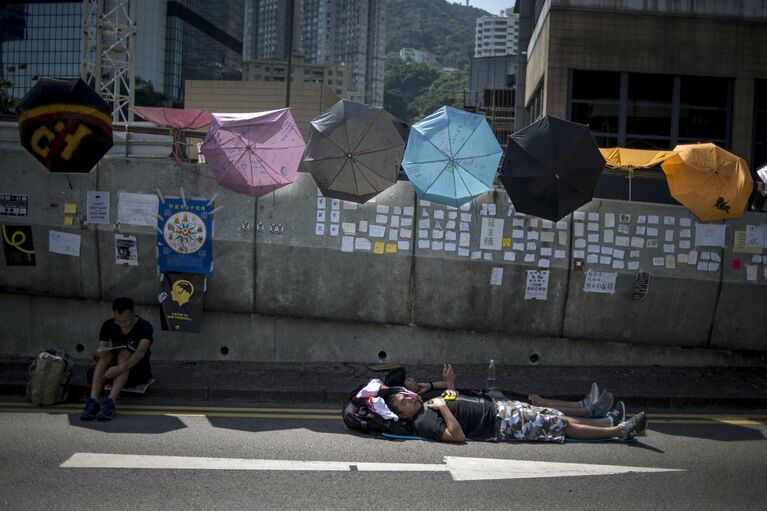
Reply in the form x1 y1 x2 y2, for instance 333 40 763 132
600 147 677 169
599 147 677 200
660 143 753 222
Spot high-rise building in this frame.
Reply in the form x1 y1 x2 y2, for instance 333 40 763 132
243 0 299 61
165 0 244 106
474 9 518 58
244 0 386 106
0 0 243 108
1 1 82 100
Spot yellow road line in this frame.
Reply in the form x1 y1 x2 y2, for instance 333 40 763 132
646 413 767 419
645 419 766 425
0 403 765 424
0 407 339 420
0 403 336 413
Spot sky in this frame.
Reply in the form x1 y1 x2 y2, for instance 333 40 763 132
449 0 515 15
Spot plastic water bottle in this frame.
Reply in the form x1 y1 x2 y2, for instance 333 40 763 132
487 359 496 390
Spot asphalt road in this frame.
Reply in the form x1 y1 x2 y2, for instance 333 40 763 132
1 402 765 510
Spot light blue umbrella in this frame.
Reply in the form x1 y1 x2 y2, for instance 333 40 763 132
402 106 502 207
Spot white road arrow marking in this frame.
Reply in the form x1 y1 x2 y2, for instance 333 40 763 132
443 457 684 481
61 453 683 481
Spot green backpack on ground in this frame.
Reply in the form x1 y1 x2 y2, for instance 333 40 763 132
26 349 74 406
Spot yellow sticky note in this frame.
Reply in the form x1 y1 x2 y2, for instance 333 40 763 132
733 231 762 254
373 241 385 254
502 237 511 247
63 215 74 226
386 243 397 253
64 203 77 214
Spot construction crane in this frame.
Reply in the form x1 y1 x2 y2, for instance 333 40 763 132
81 0 136 123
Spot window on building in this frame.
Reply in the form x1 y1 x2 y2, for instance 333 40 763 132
570 70 732 151
754 80 767 171
625 73 673 149
570 70 620 147
679 76 730 145
527 82 544 123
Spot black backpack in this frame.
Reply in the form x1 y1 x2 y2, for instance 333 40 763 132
341 384 413 436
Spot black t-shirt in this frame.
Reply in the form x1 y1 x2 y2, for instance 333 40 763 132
99 316 154 352
98 316 154 384
412 394 497 442
99 318 154 367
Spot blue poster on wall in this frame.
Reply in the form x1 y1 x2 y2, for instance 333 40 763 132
157 197 213 276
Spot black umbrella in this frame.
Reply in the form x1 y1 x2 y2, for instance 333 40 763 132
499 115 605 222
303 99 405 203
17 77 113 173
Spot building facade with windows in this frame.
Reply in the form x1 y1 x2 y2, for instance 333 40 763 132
474 9 518 58
1 1 82 100
0 0 243 108
515 0 767 203
242 57 350 97
244 0 385 106
165 0 244 106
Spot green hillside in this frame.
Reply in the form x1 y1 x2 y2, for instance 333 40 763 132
385 0 488 70
383 0 490 124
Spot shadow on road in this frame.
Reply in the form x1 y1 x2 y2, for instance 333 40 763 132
651 423 766 442
206 416 345 435
67 414 187 434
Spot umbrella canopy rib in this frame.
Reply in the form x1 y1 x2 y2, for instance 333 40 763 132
415 129 452 162
423 161 452 194
452 161 476 199
454 153 499 184
250 148 293 184
353 158 396 184
349 109 382 155
451 118 483 160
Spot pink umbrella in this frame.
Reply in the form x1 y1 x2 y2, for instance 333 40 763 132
131 106 212 129
131 106 212 162
201 109 306 197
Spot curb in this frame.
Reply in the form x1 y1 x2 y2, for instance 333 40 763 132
3 382 766 410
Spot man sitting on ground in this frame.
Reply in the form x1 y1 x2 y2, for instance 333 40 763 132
80 297 154 421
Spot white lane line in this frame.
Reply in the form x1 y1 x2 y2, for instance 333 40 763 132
61 453 683 481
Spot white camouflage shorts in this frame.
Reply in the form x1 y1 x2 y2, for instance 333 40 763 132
496 400 566 443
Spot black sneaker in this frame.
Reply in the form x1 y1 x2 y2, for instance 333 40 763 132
607 401 626 426
96 396 116 421
80 397 100 421
618 412 647 440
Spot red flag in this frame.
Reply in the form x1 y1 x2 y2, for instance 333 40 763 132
18 63 27 70
6 66 15 72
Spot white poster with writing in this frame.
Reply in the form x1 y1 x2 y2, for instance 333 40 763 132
745 225 767 248
117 192 159 227
49 230 81 257
694 223 726 247
479 217 504 251
583 270 617 294
86 191 110 224
524 270 549 300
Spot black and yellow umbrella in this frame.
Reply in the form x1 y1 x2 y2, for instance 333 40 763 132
17 78 113 173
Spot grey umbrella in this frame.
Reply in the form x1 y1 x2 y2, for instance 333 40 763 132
303 100 405 203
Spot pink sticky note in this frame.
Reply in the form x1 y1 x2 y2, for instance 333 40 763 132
732 259 741 270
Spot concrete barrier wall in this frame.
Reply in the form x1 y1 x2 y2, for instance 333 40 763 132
1 146 766 361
